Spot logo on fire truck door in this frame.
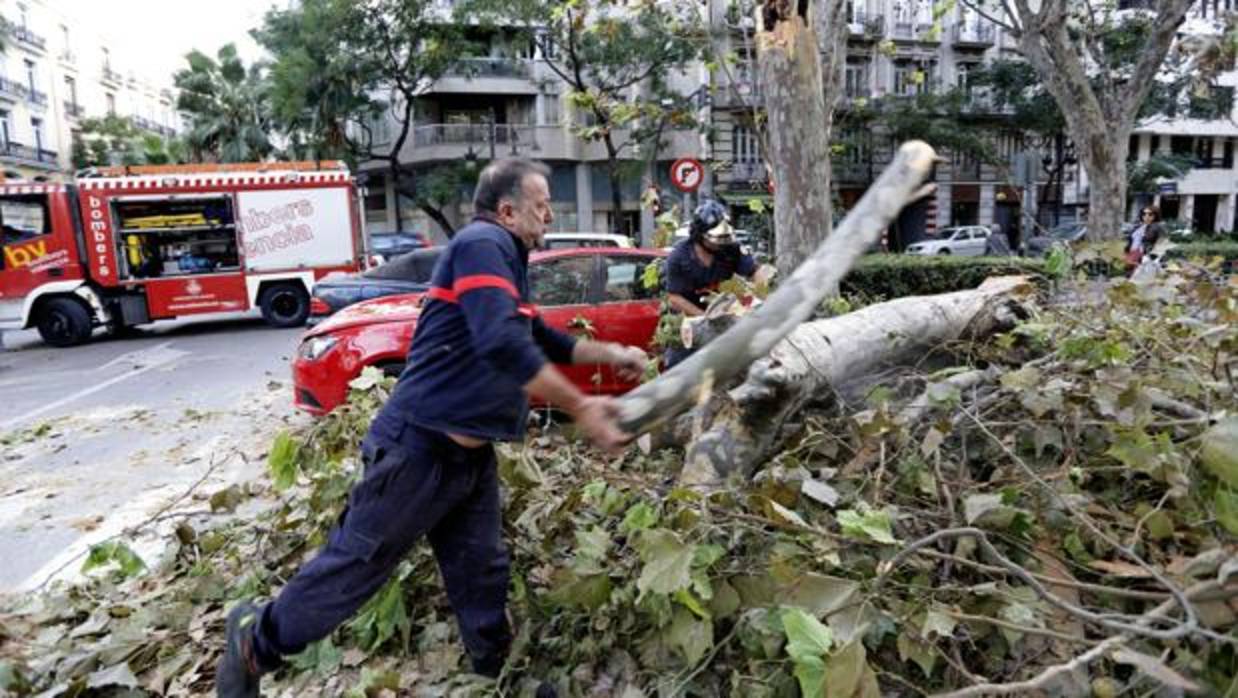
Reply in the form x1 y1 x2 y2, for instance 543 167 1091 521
185 279 203 296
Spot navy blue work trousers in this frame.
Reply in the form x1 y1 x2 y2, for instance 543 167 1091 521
250 414 511 673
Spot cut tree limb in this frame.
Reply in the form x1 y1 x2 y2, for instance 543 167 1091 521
679 276 1035 484
615 141 938 436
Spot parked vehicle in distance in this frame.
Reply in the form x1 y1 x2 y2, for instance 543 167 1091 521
294 247 667 415
543 232 634 250
369 231 429 260
904 226 991 256
308 248 443 324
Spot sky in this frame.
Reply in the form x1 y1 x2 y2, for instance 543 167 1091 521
64 0 279 84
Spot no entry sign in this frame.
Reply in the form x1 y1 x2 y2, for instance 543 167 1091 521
670 158 704 193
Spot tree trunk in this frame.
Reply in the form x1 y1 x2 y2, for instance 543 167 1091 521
757 5 834 279
389 160 405 233
616 141 938 436
679 276 1035 484
1080 134 1129 242
605 139 626 237
419 203 457 240
816 0 850 241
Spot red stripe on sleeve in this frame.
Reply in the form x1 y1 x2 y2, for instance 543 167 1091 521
453 274 519 297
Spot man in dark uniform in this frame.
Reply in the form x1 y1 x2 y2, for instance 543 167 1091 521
663 199 758 366
216 158 646 697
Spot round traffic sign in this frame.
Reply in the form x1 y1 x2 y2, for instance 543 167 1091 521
670 157 704 193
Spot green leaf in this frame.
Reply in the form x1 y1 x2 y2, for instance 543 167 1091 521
825 639 878 698
962 493 1024 529
836 508 897 544
897 630 937 677
921 609 957 640
666 607 713 665
635 529 695 598
621 501 658 533
781 607 834 662
268 430 299 490
1215 487 1238 536
82 541 147 580
1200 417 1238 488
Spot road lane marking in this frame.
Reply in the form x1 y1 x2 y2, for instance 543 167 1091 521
0 341 189 431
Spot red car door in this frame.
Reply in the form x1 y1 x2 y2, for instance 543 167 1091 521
528 252 602 393
583 253 663 394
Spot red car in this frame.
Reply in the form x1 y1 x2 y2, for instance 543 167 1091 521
293 248 667 415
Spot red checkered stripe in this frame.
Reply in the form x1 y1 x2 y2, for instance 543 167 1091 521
77 171 351 191
0 184 68 194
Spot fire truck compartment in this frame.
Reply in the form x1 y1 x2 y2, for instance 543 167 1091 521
112 196 240 280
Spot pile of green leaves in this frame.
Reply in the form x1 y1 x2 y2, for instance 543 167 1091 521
840 254 1048 300
1 265 1234 697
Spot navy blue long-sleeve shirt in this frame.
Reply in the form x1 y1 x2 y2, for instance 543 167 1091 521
665 239 757 310
382 217 577 441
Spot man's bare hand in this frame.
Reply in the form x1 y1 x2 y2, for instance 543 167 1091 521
570 396 631 453
609 345 649 382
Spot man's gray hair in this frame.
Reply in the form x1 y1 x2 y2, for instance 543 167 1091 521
472 158 551 215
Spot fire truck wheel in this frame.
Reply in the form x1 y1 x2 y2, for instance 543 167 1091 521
259 284 310 328
36 297 94 347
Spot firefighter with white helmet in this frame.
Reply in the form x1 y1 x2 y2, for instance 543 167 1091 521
663 199 758 366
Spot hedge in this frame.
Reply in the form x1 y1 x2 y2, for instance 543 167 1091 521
840 254 1047 299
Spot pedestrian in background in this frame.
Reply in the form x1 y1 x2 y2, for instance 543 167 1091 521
1125 205 1163 273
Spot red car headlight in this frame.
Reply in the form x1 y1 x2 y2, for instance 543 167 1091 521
297 335 339 361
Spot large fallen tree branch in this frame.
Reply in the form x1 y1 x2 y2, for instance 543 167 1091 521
616 141 938 435
678 276 1034 483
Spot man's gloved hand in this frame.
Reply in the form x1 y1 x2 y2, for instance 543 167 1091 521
570 396 631 453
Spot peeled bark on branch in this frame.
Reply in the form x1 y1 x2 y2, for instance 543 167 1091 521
616 141 938 436
680 276 1035 484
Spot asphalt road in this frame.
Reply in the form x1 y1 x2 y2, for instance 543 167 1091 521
0 312 310 594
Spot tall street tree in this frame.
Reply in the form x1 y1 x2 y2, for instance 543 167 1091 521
959 0 1197 241
254 0 466 236
470 0 707 236
174 44 273 163
753 0 849 276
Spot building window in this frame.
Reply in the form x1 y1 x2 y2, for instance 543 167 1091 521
24 60 36 94
1149 135 1161 155
844 60 869 98
543 94 561 125
893 60 933 96
106 93 116 115
31 117 43 151
17 3 28 28
64 76 77 106
733 124 760 163
0 110 11 147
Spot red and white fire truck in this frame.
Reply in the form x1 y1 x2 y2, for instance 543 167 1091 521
0 161 366 346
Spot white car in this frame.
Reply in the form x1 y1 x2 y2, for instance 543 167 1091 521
904 226 991 257
543 232 634 250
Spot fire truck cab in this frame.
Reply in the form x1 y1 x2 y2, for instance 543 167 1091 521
0 162 365 347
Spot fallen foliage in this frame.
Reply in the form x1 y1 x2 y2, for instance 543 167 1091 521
0 262 1235 697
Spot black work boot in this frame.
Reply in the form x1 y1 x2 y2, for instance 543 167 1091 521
216 602 265 698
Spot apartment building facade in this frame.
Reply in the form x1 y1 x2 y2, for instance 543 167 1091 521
368 0 1238 243
0 0 181 179
360 10 702 242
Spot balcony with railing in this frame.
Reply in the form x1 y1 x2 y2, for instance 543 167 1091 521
891 18 939 42
0 142 59 169
715 70 763 108
64 101 83 118
847 10 885 40
427 57 538 94
0 77 30 101
953 22 996 47
29 89 47 107
9 25 46 51
101 66 123 84
405 122 564 161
